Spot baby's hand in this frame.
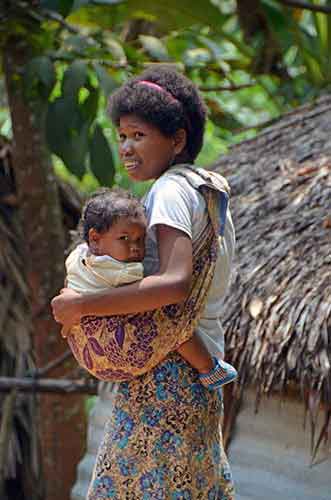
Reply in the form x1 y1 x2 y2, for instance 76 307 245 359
51 288 82 338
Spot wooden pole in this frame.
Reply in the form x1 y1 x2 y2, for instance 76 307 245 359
0 377 98 395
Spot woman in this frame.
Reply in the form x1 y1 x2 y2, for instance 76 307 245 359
52 65 235 499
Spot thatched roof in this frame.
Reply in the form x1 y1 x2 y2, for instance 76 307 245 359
0 135 37 498
215 95 331 455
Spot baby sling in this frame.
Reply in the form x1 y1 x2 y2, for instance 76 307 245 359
67 165 230 381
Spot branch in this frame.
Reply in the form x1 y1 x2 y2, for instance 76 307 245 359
278 0 331 14
200 83 257 92
0 377 98 395
49 54 128 70
40 8 82 36
33 350 72 377
12 1 81 34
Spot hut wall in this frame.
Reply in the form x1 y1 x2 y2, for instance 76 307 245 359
229 388 331 500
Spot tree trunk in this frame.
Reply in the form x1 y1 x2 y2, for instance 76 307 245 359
4 38 86 500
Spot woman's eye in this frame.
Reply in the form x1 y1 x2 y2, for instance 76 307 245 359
118 134 126 143
134 131 144 140
119 235 129 241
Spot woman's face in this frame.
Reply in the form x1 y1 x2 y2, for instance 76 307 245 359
118 114 185 181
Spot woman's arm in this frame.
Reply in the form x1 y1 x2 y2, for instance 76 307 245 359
51 225 192 330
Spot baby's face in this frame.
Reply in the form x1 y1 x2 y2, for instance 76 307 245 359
92 216 146 262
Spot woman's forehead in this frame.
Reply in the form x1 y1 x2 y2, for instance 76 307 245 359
118 114 155 131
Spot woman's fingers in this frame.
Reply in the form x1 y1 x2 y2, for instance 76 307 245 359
51 294 62 322
51 289 81 340
51 288 80 323
61 324 71 339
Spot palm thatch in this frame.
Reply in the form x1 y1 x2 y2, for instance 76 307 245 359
0 135 41 499
0 136 82 499
215 95 331 457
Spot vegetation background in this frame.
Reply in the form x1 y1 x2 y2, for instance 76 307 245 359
1 1 331 499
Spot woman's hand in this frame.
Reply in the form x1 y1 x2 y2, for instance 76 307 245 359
51 288 82 338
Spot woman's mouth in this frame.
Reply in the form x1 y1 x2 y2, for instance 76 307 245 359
124 161 139 172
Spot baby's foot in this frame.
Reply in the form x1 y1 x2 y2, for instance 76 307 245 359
199 357 237 390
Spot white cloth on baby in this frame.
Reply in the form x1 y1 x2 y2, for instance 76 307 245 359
65 243 144 294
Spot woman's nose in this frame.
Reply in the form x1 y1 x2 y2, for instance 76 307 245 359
120 139 134 157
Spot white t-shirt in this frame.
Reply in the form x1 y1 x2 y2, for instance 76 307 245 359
143 170 235 359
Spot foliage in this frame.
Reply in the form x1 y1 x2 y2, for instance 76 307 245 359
1 0 331 193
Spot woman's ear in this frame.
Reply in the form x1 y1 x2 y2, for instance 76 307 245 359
173 128 187 156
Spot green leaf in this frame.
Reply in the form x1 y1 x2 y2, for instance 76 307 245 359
40 0 75 17
46 96 88 177
71 0 91 8
69 0 229 39
205 97 242 130
46 97 81 145
261 0 288 32
93 63 119 96
67 122 90 177
327 10 331 80
139 35 170 61
68 4 120 29
260 0 293 49
23 56 56 99
104 36 127 64
166 34 194 60
69 0 252 56
81 87 99 123
198 35 227 62
64 33 97 53
62 61 88 99
184 48 211 68
45 97 74 154
125 0 227 32
89 125 115 186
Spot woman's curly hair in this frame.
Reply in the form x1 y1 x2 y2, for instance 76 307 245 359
108 65 208 162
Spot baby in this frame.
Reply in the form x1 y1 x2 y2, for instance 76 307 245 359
66 187 237 390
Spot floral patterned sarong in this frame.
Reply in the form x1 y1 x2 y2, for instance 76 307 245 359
87 353 235 500
67 166 230 381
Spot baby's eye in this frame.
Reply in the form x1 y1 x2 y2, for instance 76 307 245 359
119 235 129 241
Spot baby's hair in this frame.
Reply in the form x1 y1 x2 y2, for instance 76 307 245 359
108 65 207 162
80 187 146 244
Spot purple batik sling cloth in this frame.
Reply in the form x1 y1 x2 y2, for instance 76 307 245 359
67 165 230 381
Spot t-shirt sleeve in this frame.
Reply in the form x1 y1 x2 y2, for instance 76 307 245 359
145 177 196 239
